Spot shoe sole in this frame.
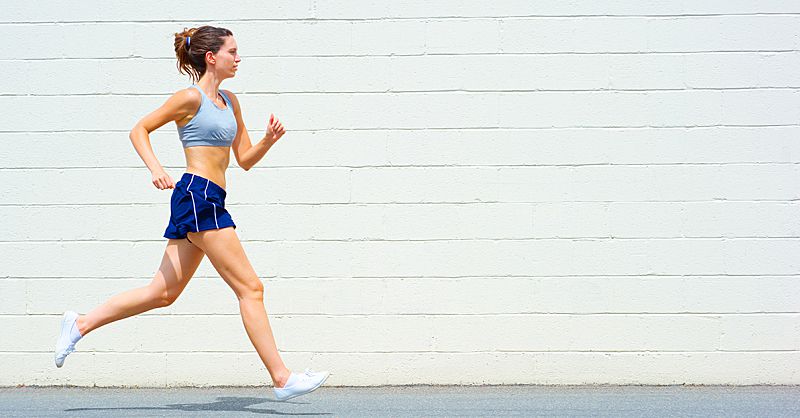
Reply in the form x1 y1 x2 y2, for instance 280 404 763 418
276 372 330 402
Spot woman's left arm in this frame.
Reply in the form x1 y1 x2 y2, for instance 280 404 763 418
225 90 286 171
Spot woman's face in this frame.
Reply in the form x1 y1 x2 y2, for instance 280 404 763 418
209 36 240 78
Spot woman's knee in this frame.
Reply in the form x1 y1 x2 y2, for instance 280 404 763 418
237 278 264 301
147 284 179 307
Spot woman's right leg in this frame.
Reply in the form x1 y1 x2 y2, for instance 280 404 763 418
186 227 292 388
76 238 205 335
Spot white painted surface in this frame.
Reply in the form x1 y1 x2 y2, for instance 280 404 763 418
1 1 798 386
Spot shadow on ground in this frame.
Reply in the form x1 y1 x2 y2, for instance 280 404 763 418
65 396 332 415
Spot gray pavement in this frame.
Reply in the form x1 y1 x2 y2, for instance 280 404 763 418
1 385 799 417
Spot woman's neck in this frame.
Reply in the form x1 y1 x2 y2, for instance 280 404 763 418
197 74 223 97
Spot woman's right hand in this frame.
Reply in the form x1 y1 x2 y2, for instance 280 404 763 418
152 169 175 190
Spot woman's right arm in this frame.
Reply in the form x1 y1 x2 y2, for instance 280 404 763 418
129 89 196 189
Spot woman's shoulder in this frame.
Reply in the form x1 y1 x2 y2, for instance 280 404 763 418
168 86 202 112
220 89 237 101
177 85 203 102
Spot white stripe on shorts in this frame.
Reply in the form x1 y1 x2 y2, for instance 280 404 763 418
187 174 199 232
213 204 219 228
204 179 219 229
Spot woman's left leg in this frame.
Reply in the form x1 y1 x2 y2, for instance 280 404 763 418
186 226 292 388
76 238 205 335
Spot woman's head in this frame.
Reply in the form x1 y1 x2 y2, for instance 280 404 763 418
174 26 240 83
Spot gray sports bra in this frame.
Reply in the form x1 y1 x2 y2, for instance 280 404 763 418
177 84 237 148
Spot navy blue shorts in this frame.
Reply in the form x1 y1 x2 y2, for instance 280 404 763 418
164 173 236 241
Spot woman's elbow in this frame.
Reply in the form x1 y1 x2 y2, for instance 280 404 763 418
129 124 144 141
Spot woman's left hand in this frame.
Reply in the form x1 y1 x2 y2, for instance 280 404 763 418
266 113 285 143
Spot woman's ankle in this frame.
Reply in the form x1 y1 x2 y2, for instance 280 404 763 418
75 315 90 336
273 369 292 388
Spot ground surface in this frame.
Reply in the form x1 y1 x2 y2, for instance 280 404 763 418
2 385 798 417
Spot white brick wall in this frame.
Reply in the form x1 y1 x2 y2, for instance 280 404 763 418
1 1 798 386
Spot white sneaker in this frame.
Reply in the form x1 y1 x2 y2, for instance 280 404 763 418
273 368 330 401
54 311 80 368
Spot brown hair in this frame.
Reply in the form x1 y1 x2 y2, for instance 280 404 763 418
174 26 234 83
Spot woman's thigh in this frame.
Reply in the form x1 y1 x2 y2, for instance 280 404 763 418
150 238 206 302
186 227 263 298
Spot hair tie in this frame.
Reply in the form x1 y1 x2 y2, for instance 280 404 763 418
185 36 191 48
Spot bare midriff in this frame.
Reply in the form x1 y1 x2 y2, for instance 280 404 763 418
183 146 231 190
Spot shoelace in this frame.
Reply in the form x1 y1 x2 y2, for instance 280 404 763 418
63 344 76 356
276 368 317 389
57 340 76 359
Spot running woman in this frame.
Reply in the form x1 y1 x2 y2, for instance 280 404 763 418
54 25 329 401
